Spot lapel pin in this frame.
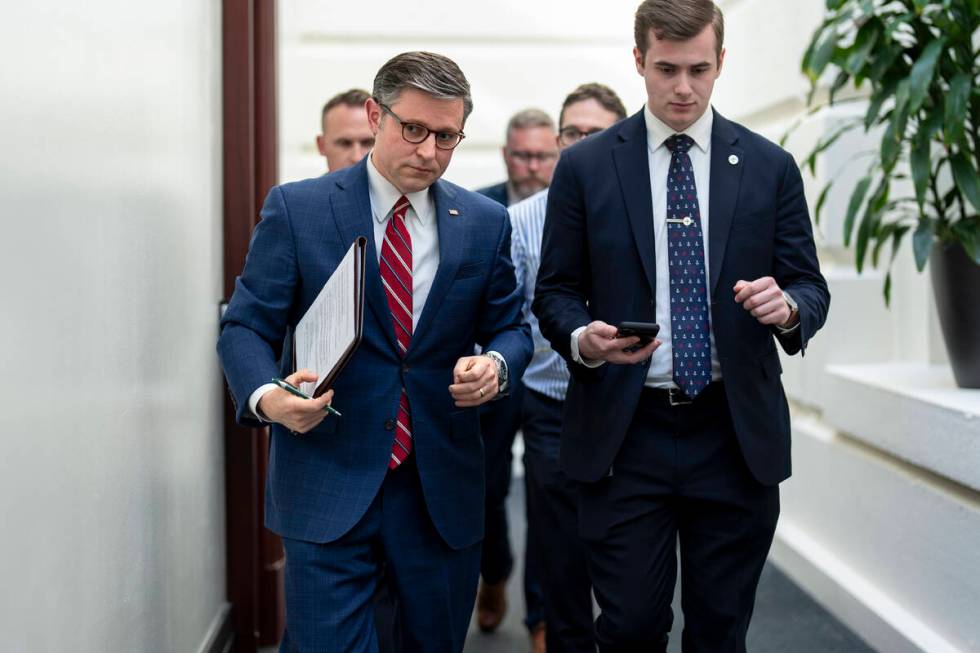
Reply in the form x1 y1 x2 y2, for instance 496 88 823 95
728 154 739 165
448 208 460 216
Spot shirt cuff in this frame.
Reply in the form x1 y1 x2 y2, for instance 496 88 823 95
484 351 509 393
775 320 800 335
248 383 279 422
570 326 605 368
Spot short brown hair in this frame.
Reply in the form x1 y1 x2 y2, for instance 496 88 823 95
559 83 628 127
634 0 724 59
373 51 473 123
320 88 370 123
506 108 555 138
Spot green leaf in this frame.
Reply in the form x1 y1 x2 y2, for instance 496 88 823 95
814 181 833 226
806 29 839 81
880 118 902 173
910 127 931 210
944 73 971 147
950 152 980 214
866 43 902 82
845 25 879 75
913 219 934 272
856 181 889 272
844 176 873 246
951 219 980 264
907 38 945 114
883 271 892 306
829 70 851 104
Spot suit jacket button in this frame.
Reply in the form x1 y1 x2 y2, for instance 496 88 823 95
384 419 395 431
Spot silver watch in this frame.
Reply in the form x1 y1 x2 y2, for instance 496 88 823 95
483 351 509 392
782 290 798 320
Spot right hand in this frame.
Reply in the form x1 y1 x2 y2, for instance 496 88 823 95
577 320 660 365
257 369 335 434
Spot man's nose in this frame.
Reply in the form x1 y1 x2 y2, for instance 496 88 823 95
415 133 437 159
676 74 692 96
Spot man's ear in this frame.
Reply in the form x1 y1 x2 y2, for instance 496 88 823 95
315 135 326 156
716 47 726 77
365 98 382 134
633 46 645 75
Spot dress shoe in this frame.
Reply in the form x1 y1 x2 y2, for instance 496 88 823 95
476 578 508 632
529 621 546 653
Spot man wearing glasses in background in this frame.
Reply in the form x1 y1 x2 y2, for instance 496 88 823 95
510 83 627 653
219 51 531 652
471 107 558 649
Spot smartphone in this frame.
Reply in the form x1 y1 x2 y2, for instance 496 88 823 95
616 321 660 353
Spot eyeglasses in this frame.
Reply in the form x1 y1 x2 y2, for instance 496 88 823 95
379 103 466 150
558 126 605 146
506 150 558 164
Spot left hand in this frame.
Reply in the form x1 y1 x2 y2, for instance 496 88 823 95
449 355 499 407
733 276 794 327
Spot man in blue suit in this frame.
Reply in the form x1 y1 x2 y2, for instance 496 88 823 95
533 2 830 651
219 51 532 653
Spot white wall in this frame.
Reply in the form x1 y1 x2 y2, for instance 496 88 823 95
278 0 650 185
0 3 227 652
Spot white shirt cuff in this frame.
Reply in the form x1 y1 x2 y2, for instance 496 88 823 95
570 326 605 368
775 321 800 335
248 383 279 422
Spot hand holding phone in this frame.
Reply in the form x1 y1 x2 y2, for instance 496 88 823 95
615 321 660 353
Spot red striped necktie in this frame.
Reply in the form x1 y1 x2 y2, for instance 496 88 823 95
380 195 414 469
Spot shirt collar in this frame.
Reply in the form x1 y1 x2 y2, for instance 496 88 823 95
643 103 713 154
366 152 434 226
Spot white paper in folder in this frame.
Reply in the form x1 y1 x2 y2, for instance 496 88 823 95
293 237 366 397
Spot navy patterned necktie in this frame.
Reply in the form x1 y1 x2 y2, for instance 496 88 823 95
665 134 711 398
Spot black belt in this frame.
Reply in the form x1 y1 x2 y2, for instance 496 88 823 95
641 382 724 407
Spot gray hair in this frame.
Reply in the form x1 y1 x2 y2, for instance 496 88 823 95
372 51 473 123
506 108 555 138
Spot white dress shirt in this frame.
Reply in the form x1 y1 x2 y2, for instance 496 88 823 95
571 106 722 388
248 153 440 418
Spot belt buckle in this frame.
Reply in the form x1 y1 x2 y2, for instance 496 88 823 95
668 388 693 406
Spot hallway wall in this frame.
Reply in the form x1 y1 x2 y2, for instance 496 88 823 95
0 3 227 651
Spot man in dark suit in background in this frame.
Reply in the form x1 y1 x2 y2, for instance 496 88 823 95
477 108 558 207
533 1 830 651
472 107 558 648
219 51 532 652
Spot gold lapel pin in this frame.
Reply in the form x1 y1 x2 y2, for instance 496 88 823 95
448 208 460 216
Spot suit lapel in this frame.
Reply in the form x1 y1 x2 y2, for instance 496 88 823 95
612 111 656 298
410 180 462 352
330 159 398 351
707 110 744 295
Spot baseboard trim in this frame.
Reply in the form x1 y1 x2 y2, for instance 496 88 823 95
197 602 234 653
771 520 962 653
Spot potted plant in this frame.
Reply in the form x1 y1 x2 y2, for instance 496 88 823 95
794 0 979 387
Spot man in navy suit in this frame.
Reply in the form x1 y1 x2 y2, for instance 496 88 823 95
219 51 532 653
533 2 830 651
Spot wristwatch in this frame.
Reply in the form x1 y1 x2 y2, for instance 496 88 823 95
778 290 799 332
483 351 509 393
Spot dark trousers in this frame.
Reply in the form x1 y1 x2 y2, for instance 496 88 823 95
523 388 596 653
280 456 481 653
480 380 544 629
578 383 779 653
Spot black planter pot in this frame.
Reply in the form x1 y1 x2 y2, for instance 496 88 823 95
931 242 980 388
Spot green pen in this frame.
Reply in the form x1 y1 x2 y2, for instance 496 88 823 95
272 377 342 417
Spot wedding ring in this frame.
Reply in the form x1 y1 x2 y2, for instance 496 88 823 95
479 388 485 398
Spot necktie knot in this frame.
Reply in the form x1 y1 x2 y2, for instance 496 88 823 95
665 134 695 155
392 195 411 221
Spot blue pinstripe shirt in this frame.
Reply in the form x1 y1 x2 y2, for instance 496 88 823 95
509 188 569 401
